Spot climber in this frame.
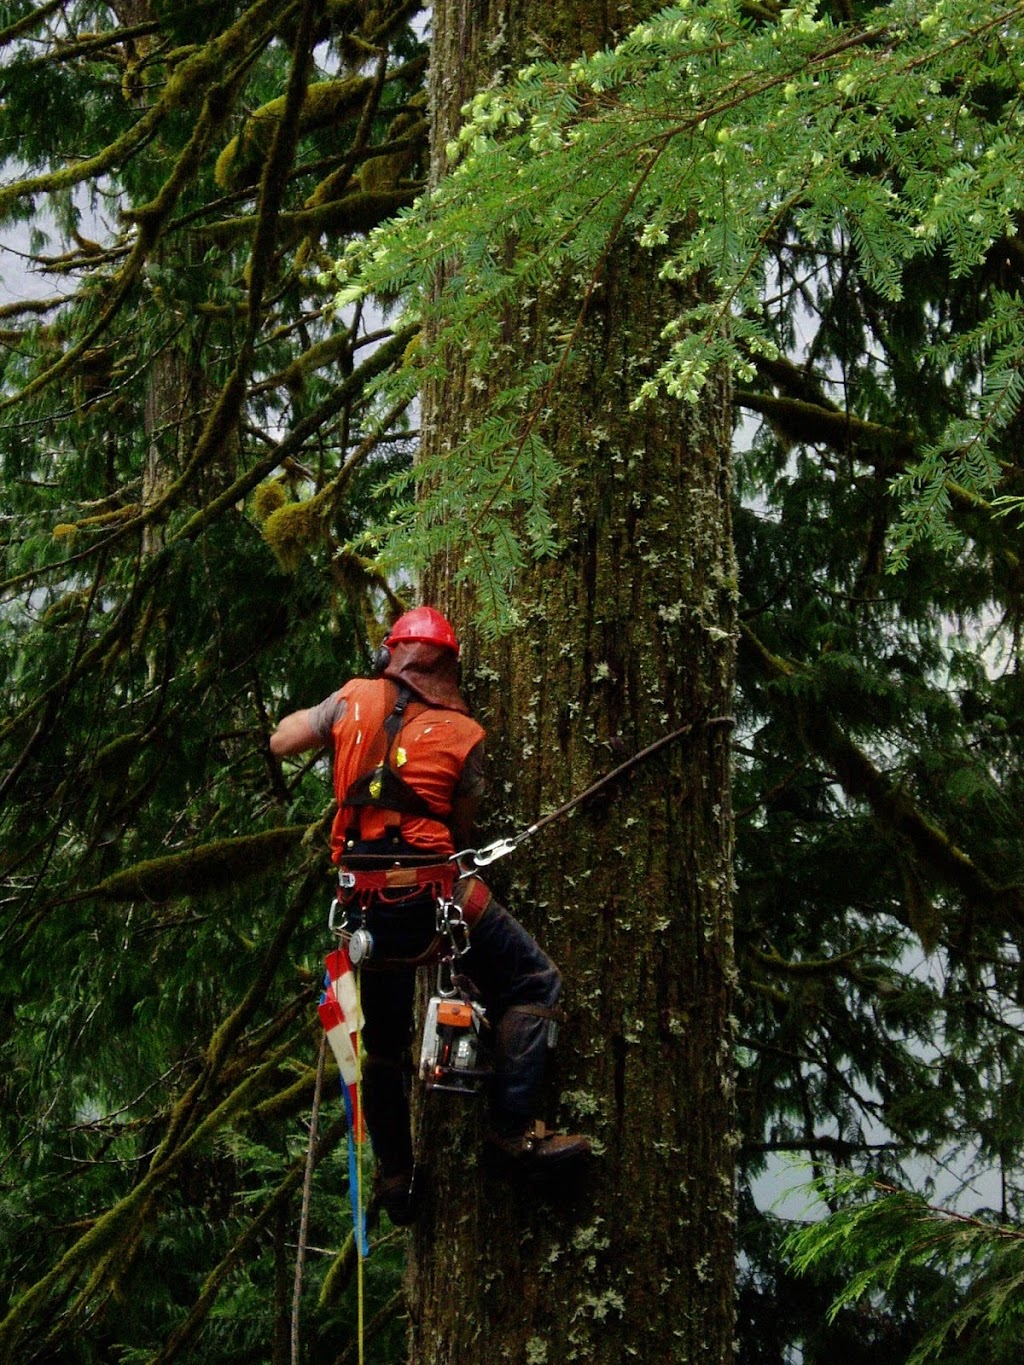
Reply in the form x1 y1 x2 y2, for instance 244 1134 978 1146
270 606 590 1225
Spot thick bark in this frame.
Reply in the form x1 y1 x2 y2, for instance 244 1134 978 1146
407 2 738 1361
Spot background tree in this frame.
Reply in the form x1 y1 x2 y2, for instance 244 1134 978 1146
0 0 428 1358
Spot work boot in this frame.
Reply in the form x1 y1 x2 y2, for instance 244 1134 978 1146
485 1119 591 1167
372 1168 418 1227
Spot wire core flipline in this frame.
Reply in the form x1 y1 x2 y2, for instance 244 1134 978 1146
453 711 735 873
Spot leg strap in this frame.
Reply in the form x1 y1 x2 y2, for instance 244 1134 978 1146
355 934 445 970
454 874 492 927
504 1003 566 1022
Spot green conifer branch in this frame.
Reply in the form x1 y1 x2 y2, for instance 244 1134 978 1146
0 0 298 222
169 322 417 543
148 1119 347 1364
785 1175 1024 1363
0 62 250 414
0 1028 307 1357
750 943 874 977
0 0 66 49
741 623 1024 931
152 859 326 1161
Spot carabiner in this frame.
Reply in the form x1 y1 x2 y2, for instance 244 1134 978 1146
452 837 518 873
327 895 346 936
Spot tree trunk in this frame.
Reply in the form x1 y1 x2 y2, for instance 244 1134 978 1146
408 2 737 1361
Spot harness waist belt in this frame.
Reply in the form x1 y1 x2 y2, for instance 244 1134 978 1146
339 863 457 895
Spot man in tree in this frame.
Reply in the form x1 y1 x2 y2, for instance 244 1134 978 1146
270 606 590 1224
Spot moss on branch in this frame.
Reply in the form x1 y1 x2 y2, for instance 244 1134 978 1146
199 189 418 247
736 388 917 470
171 321 417 543
214 76 375 190
67 826 314 905
0 0 295 220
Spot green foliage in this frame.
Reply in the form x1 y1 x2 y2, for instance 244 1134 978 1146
327 0 1024 600
785 1171 1024 1362
0 0 424 1358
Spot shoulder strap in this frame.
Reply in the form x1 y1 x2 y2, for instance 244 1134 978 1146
342 684 435 820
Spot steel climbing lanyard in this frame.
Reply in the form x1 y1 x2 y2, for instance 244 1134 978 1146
452 710 735 874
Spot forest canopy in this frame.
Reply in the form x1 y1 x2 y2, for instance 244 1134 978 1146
331 0 1024 599
4 0 1024 1359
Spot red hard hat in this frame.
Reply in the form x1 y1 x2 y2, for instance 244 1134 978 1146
385 606 460 655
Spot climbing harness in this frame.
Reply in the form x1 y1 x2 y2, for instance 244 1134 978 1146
327 864 489 968
335 858 458 904
341 684 436 831
331 677 483 862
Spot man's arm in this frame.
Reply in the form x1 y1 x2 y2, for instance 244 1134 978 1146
270 709 322 757
449 795 480 853
449 740 485 850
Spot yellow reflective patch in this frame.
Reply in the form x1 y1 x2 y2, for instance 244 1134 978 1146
396 747 408 767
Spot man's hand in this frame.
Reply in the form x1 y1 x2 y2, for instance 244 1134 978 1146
270 710 321 757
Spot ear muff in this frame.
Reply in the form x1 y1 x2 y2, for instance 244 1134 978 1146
371 644 391 676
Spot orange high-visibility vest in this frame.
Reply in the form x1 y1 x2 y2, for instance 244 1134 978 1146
329 678 484 861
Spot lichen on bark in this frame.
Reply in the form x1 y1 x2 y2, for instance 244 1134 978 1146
406 0 738 1360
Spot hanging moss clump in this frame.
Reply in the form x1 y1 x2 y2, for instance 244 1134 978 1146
261 496 325 572
80 826 311 904
253 477 288 523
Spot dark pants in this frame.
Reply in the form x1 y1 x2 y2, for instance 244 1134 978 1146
350 888 562 1178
